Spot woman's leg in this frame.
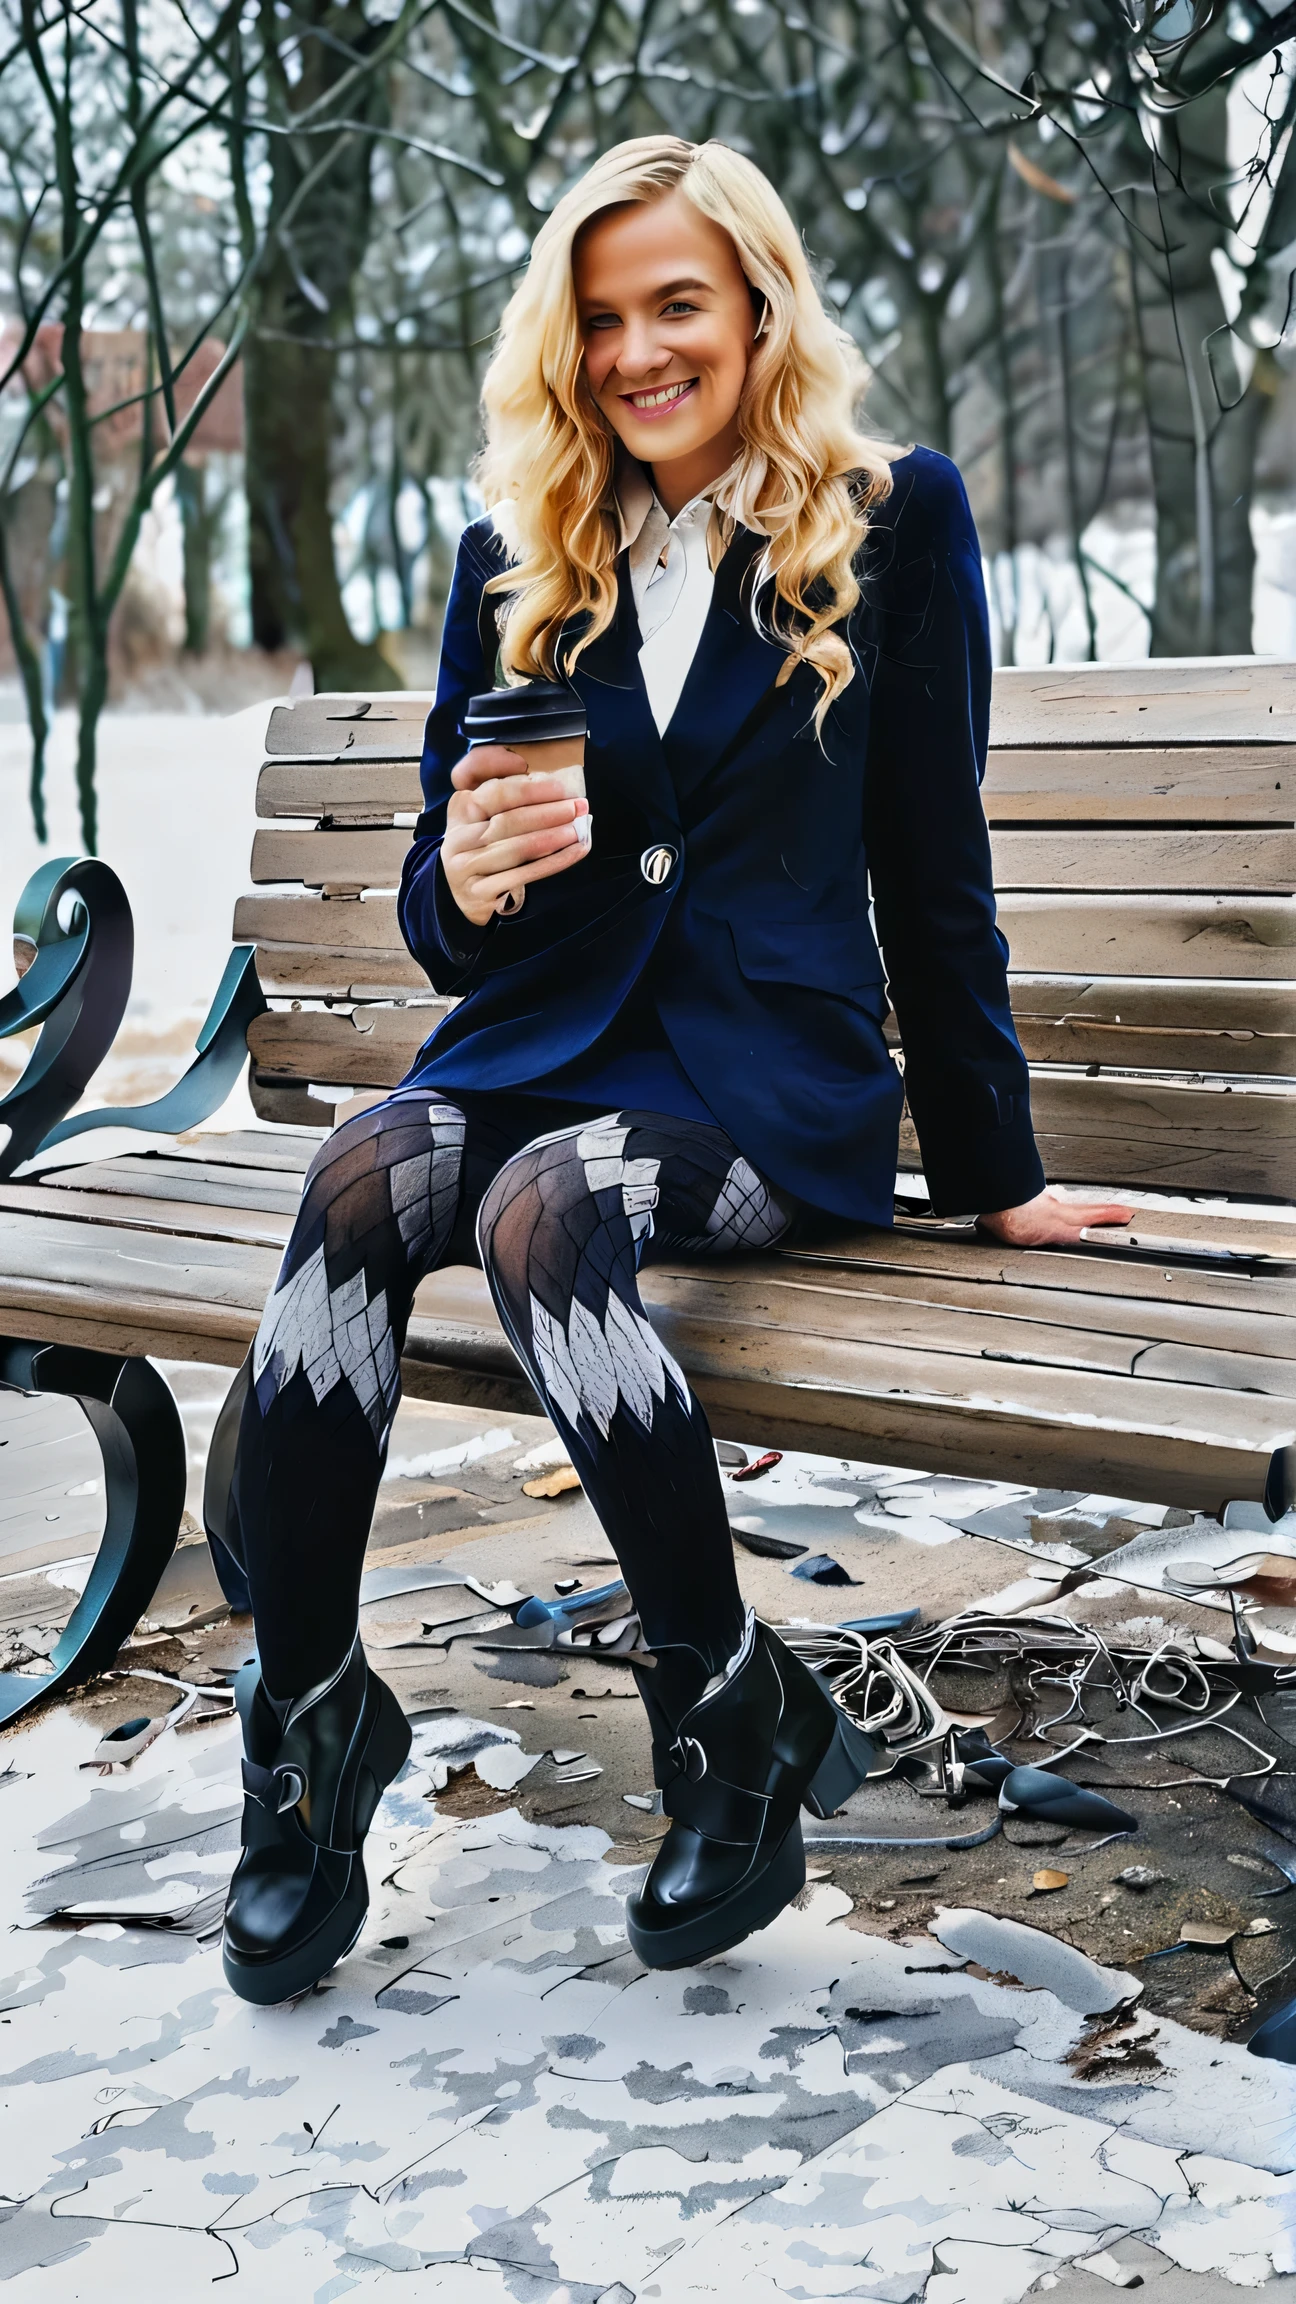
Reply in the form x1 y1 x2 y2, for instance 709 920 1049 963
476 1109 794 1688
479 1110 877 1972
228 1088 473 1697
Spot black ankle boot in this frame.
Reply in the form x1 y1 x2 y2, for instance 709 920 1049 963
626 1614 876 1970
222 1638 411 2005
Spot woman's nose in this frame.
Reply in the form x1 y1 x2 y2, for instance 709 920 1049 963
615 320 672 378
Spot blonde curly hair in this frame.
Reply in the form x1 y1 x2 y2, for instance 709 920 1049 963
474 135 896 732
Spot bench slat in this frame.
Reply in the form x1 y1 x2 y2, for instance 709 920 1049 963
0 1181 294 1251
780 1247 1295 1333
36 1156 306 1215
0 1203 1287 1504
990 829 1296 892
902 1072 1296 1198
1007 975 1296 1074
250 822 1296 898
258 745 1296 827
989 658 1296 746
233 891 407 956
251 827 412 890
256 751 1296 828
246 1004 444 1087
256 761 423 822
982 745 1296 822
674 1266 1296 1399
236 888 1296 986
248 941 430 997
264 695 432 760
998 893 1296 977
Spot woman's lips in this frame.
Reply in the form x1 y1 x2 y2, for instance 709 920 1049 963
620 377 699 422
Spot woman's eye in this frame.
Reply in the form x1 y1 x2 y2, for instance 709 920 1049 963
663 301 696 316
586 313 619 330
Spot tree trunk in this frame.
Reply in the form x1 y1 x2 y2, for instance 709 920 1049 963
176 459 215 655
1122 86 1267 656
243 1 399 691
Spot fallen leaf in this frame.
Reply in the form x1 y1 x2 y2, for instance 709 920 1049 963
1032 1868 1069 1893
523 1465 582 1498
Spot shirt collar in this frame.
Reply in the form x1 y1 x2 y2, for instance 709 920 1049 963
613 450 739 550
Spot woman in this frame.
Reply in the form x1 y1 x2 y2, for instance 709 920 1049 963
220 135 1130 2005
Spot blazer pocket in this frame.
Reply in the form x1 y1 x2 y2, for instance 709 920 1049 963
723 914 885 997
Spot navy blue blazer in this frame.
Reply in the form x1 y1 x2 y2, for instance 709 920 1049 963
397 445 1045 1224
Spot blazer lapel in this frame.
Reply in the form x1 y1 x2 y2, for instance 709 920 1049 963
565 548 680 836
662 526 789 802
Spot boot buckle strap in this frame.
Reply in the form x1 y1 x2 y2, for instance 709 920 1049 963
662 1768 768 1844
243 1756 307 1814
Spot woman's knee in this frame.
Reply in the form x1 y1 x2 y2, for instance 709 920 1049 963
477 1125 587 1295
297 1093 467 1248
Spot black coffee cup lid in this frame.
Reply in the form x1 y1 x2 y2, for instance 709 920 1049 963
463 677 587 745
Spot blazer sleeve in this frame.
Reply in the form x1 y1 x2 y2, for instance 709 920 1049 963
861 450 1046 1217
397 516 502 993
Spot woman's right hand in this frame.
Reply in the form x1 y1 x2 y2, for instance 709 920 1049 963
440 744 590 927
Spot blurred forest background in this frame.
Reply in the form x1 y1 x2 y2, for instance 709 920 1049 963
5 0 1296 846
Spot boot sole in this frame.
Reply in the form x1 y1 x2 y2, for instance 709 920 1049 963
222 1673 412 2007
627 1819 806 1970
223 1865 370 2005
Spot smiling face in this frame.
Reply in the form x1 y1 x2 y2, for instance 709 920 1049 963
573 190 759 517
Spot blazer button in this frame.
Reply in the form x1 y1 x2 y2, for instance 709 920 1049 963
640 843 678 886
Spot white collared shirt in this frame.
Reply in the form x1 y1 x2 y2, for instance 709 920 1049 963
616 460 720 737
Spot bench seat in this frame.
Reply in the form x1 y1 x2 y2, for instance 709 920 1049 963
3 655 1294 1524
2 1129 1291 1511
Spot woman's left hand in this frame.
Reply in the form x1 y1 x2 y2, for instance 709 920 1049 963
978 1188 1134 1248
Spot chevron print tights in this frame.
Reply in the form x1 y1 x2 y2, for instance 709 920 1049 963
227 1088 794 1697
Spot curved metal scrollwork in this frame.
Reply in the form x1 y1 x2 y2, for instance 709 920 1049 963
0 856 133 1179
0 1345 187 1730
0 857 266 1176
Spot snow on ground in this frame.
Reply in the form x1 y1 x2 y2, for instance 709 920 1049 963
1 1691 1294 2300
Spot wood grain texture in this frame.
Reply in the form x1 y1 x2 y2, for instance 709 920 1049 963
997 892 1296 976
0 1181 294 1250
166 1129 323 1170
1005 973 1296 1075
754 1257 1296 1361
264 694 432 760
256 761 423 821
1008 985 1296 1074
0 1196 1287 1507
790 1236 1295 1321
900 1070 1296 1196
247 1002 442 1085
37 1155 305 1214
982 745 1296 822
249 939 431 997
251 826 413 889
233 890 403 955
989 828 1296 892
988 658 1296 746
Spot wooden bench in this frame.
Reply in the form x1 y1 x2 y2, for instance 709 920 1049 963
2 659 1294 1552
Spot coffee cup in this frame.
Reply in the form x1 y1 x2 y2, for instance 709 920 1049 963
463 678 590 916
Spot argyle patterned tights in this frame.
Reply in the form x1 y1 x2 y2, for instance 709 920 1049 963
226 1088 794 1698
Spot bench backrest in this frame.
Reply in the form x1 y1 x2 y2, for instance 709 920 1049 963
233 659 1296 1200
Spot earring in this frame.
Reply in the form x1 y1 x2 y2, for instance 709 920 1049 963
754 300 770 340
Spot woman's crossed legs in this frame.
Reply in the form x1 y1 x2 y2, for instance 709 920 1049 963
227 1087 795 1698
